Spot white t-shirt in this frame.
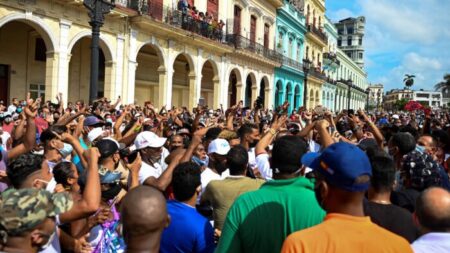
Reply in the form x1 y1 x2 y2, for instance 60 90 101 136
0 131 10 151
248 148 257 170
138 161 163 184
160 147 170 171
255 153 272 180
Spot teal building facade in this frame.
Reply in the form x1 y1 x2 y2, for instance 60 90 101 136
274 1 307 113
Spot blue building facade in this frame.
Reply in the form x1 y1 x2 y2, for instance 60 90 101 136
274 1 307 113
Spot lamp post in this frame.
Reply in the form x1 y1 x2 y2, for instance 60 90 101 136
366 87 370 112
83 0 115 103
302 58 312 108
377 89 382 111
347 79 353 110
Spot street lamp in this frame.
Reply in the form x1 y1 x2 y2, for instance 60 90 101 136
365 87 370 112
302 58 312 108
83 0 115 103
347 79 353 110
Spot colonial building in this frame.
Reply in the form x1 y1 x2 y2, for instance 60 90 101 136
383 89 413 111
322 15 338 111
413 90 442 109
335 16 365 69
303 0 328 109
335 48 368 111
274 0 307 113
0 0 283 109
367 83 384 110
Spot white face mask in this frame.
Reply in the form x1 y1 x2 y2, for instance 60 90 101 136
45 178 57 193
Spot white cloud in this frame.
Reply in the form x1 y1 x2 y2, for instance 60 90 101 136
327 8 355 23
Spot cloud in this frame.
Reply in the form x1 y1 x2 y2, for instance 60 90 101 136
327 8 355 23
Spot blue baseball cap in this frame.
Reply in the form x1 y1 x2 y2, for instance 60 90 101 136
302 142 372 192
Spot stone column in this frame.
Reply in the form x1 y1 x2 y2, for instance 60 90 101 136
114 34 125 100
126 61 137 104
44 51 59 103
57 19 71 106
188 73 197 110
103 60 115 99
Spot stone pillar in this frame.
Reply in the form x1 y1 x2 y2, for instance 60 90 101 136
213 76 221 109
103 60 115 99
44 52 59 103
126 61 137 104
188 73 197 110
57 19 71 106
114 34 125 100
236 81 243 104
157 66 168 108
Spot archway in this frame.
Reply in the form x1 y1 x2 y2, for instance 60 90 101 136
201 60 219 108
275 80 283 108
0 20 54 102
134 44 164 106
260 76 270 108
245 73 256 107
285 83 292 112
309 89 314 109
315 90 320 106
172 53 195 108
68 37 112 103
294 85 301 110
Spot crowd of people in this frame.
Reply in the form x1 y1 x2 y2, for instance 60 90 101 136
176 0 225 41
0 92 449 253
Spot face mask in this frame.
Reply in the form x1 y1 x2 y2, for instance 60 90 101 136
192 155 208 167
106 118 113 124
416 145 426 154
16 108 23 113
101 183 122 201
46 178 57 192
39 229 56 250
58 143 73 158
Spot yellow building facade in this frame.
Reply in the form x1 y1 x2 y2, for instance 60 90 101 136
303 0 327 109
0 0 282 109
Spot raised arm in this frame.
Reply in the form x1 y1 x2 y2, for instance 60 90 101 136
255 115 286 156
60 148 101 224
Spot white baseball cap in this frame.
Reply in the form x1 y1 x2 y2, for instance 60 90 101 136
392 114 400 120
88 127 104 142
134 131 167 150
208 138 231 155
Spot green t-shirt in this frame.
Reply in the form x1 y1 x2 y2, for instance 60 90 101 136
202 176 265 230
215 177 325 253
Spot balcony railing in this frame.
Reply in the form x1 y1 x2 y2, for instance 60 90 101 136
307 66 327 81
226 34 282 63
281 56 303 70
323 52 340 66
128 0 226 42
307 25 328 44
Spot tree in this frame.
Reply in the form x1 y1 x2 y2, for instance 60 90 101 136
403 74 416 89
394 98 409 111
434 73 450 91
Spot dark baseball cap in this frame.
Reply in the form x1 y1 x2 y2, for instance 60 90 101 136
302 142 372 192
94 139 120 158
84 116 104 127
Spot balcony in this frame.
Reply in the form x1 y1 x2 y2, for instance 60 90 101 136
226 34 282 63
307 66 327 81
127 0 226 42
280 55 303 70
323 52 340 66
307 25 328 45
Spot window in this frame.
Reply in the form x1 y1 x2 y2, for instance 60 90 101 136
29 84 45 100
264 24 270 48
347 26 354 34
35 38 46 62
250 15 257 43
338 28 344 34
347 36 352 46
359 38 362 45
288 38 292 57
297 43 301 61
337 39 341 46
359 52 363 59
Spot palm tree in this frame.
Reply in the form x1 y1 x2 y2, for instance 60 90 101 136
434 73 450 91
403 74 416 89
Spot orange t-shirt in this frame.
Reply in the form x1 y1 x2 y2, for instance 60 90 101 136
281 213 413 253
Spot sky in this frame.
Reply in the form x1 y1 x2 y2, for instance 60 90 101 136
326 0 450 91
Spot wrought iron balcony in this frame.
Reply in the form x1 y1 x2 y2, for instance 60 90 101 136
307 25 328 44
128 0 226 42
281 56 303 70
226 34 282 63
323 52 340 66
307 66 327 81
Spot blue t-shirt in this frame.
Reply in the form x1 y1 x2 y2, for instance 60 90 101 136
72 137 88 173
160 200 215 253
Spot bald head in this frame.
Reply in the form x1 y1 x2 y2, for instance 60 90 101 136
121 185 169 240
416 187 450 232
